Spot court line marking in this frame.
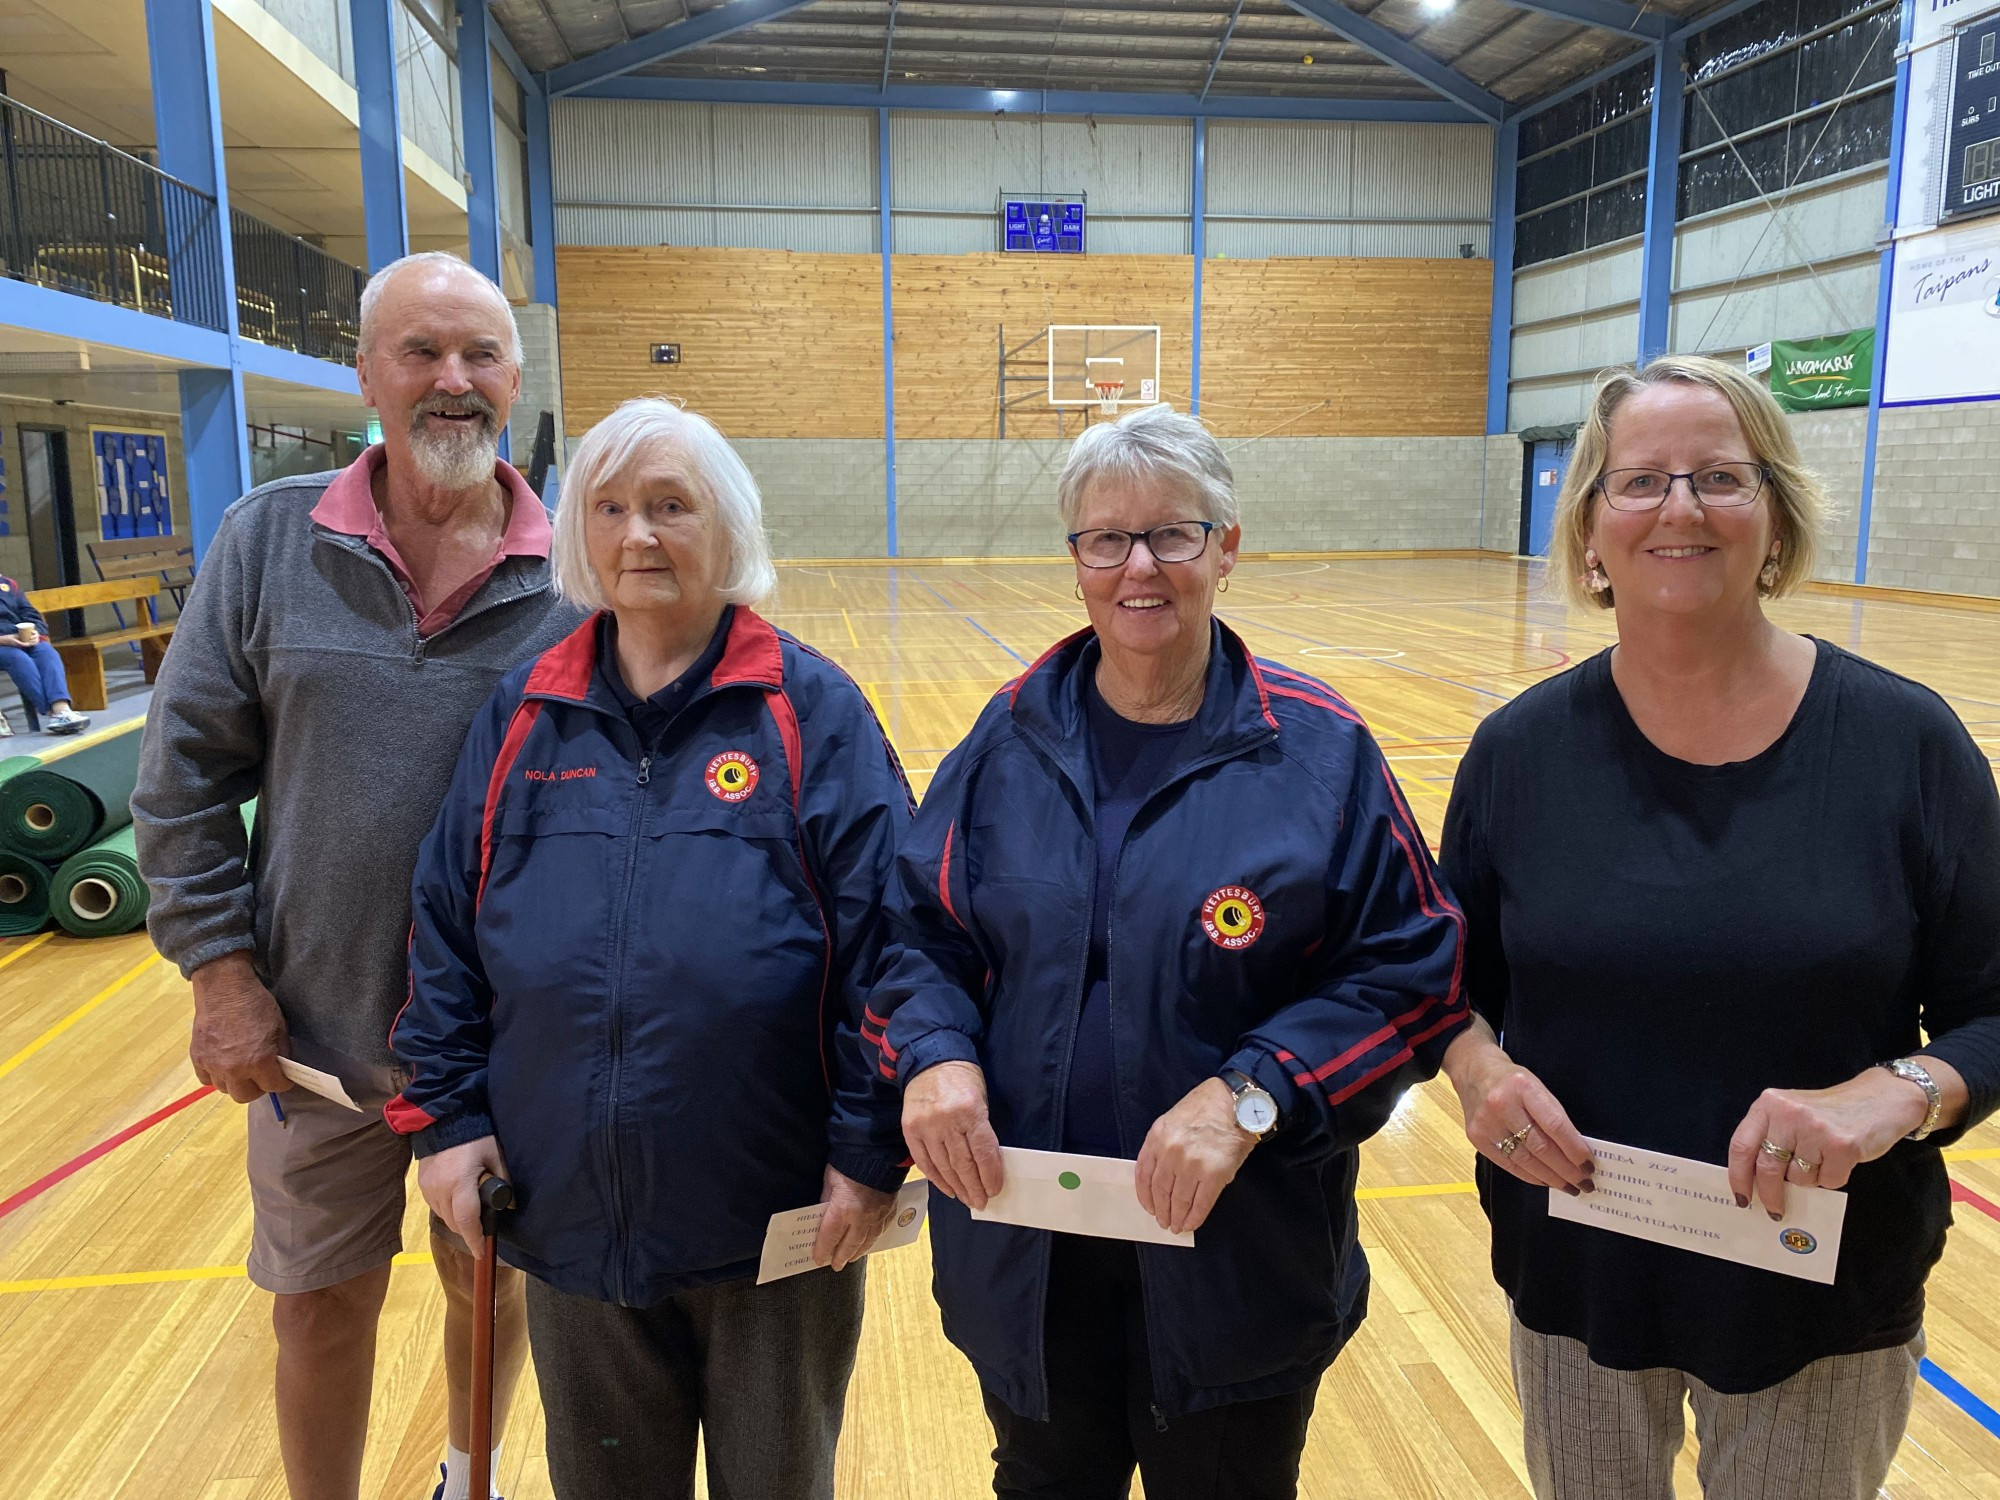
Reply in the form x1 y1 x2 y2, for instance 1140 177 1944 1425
0 951 163 1082
0 931 55 971
909 579 1031 667
0 1083 215 1220
1923 1360 2000 1442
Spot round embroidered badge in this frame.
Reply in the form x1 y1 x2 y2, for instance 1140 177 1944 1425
705 751 760 803
1200 886 1266 950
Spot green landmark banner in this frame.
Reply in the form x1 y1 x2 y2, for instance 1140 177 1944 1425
1767 330 1874 412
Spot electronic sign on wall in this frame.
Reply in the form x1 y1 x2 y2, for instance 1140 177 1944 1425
1943 15 2000 220
1002 199 1086 253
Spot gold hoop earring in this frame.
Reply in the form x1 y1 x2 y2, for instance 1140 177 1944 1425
1217 576 1230 593
1074 583 1083 601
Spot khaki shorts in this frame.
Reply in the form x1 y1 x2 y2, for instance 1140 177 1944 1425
245 1046 470 1295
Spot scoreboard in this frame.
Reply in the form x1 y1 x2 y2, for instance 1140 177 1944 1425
1943 14 2000 222
1002 197 1086 253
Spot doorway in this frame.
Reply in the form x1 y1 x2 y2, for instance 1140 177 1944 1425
1520 438 1572 557
20 427 82 635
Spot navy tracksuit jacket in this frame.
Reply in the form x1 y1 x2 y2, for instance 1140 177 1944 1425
387 608 913 1306
863 622 1469 1419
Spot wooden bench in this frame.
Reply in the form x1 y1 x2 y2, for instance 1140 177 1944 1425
89 533 195 610
25 579 173 712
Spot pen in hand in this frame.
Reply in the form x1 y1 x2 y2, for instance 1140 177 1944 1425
270 1093 287 1128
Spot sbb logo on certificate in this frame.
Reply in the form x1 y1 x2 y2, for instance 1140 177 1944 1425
1547 1137 1847 1285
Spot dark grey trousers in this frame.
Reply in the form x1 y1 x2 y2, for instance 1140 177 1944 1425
525 1263 868 1500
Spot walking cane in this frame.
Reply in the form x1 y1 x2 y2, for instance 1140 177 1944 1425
470 1175 514 1500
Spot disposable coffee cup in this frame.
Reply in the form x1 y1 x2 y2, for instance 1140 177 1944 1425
15 624 36 644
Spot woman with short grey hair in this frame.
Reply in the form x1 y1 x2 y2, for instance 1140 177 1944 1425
391 396 914 1499
866 402 1468 1498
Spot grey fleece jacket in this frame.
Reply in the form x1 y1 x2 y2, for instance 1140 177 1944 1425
133 471 585 1068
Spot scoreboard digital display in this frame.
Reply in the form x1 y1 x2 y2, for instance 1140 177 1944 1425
1002 198 1085 253
1942 17 2000 222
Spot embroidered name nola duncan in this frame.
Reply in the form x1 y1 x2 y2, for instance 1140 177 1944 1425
705 751 760 803
1200 885 1266 950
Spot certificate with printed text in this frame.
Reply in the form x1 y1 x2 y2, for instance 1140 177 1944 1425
1547 1135 1847 1285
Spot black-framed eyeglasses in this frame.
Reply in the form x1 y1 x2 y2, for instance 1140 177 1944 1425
1596 464 1769 511
1067 520 1215 568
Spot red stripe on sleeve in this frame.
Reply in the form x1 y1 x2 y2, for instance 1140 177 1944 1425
938 821 964 928
476 699 544 912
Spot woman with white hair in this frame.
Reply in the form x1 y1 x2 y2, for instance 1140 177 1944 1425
386 397 915 1499
1440 355 2000 1498
862 404 1469 1498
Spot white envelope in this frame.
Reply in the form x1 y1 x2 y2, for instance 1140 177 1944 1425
756 1179 931 1284
278 1056 364 1112
1547 1135 1847 1285
969 1147 1194 1248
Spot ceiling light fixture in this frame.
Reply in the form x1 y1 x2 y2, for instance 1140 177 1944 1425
1420 0 1455 12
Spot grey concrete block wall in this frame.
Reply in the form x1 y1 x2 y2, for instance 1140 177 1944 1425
1480 435 1522 553
1866 404 2000 597
511 304 566 468
1227 437 1487 552
737 439 889 558
895 440 1071 558
1785 407 1865 583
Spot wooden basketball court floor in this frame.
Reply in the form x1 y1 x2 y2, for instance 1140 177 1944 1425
3 554 1999 1500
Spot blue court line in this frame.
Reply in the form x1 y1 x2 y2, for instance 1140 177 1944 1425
910 578 1030 667
1922 1359 2000 1442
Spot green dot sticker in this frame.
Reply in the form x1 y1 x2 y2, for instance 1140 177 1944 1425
1058 1171 1082 1190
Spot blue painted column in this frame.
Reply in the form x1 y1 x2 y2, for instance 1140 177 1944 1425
1636 36 1684 362
525 81 559 306
1486 114 1518 435
350 0 410 270
457 0 502 284
145 0 252 560
1855 0 1915 585
879 107 898 557
1191 116 1206 417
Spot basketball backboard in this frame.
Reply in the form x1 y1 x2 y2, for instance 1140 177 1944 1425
1047 325 1161 410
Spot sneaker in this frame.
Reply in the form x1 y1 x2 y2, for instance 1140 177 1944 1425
428 1461 504 1500
0 711 11 737
43 710 89 736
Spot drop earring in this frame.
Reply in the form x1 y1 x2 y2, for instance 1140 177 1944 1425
1218 576 1230 593
1759 547 1782 592
1583 549 1611 595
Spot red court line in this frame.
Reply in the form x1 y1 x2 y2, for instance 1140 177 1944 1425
0 1085 216 1221
1951 1180 2000 1225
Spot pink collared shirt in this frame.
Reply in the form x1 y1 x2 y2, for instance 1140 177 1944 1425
309 443 553 638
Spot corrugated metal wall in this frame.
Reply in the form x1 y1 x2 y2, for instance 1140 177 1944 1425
553 99 879 252
889 113 1192 254
1205 121 1492 259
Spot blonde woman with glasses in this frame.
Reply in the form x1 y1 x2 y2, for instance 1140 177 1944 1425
1439 355 2000 1499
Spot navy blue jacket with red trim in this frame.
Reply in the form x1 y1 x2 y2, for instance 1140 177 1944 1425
387 608 914 1306
863 621 1469 1419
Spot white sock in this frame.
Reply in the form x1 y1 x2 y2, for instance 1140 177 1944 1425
439 1445 502 1500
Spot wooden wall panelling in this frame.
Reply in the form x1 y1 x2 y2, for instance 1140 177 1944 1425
555 246 886 440
1200 259 1491 438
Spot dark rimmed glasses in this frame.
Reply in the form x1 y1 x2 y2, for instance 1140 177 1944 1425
1068 520 1215 568
1596 463 1770 511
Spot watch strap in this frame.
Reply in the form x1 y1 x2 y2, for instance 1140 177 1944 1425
1880 1058 1943 1141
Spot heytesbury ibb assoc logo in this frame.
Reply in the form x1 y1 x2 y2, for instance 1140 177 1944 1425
1780 1227 1818 1256
1200 886 1266 950
704 751 760 803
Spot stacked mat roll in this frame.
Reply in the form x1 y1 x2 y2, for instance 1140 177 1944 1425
0 850 51 936
0 733 139 862
47 800 256 938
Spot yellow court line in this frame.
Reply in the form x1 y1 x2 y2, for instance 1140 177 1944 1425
1357 1181 1477 1200
18 716 143 765
0 931 55 971
841 607 861 652
0 1250 436 1296
1945 1148 2000 1162
0 952 162 1082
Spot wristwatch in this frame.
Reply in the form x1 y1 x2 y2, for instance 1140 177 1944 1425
1879 1058 1943 1140
1224 1069 1279 1140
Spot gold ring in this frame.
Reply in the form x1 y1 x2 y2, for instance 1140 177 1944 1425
1759 1139 1793 1162
1496 1125 1532 1156
1792 1158 1820 1173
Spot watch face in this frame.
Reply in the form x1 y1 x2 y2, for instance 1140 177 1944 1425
1237 1090 1278 1135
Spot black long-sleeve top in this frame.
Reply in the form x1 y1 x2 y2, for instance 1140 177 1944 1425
1441 638 2000 1393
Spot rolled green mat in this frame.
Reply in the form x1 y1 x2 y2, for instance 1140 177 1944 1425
0 850 51 936
0 726 142 863
49 799 254 939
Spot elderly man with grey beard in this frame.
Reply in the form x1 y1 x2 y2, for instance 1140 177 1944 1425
133 252 584 1500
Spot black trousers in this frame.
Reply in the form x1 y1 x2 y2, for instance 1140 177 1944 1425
984 1234 1318 1500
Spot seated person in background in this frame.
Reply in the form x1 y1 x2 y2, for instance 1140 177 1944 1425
0 575 89 734
390 396 915 1500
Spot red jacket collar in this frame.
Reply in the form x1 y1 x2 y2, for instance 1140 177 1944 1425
524 607 782 705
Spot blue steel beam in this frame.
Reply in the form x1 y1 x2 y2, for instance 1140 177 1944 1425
1192 116 1206 415
881 0 897 93
1855 0 1914 585
878 108 897 558
1490 0 1667 38
526 80 559 305
1280 0 1505 121
1486 115 1519 435
571 77 1487 123
350 0 410 269
1635 34 1683 361
546 0 823 97
458 0 504 285
1200 0 1249 102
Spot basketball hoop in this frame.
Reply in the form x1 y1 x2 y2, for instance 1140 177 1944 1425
1093 380 1124 415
